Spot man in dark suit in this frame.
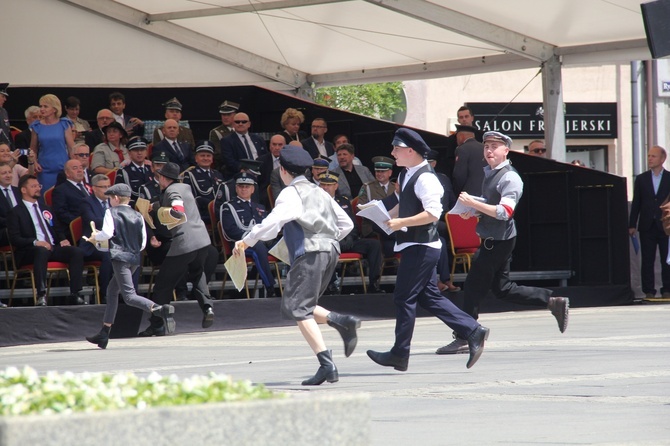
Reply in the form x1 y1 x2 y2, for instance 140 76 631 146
452 125 486 196
14 106 41 150
109 92 145 139
152 119 194 172
301 118 335 159
79 174 113 303
7 175 85 306
0 163 21 246
52 159 91 235
629 145 670 299
439 106 484 178
85 109 115 150
152 98 195 147
56 143 94 187
220 112 267 178
257 134 284 208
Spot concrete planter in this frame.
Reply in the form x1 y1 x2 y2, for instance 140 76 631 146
0 393 369 446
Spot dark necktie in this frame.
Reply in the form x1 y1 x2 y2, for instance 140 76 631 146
173 141 185 162
33 203 53 244
4 188 14 207
78 183 88 196
242 135 253 159
101 200 108 210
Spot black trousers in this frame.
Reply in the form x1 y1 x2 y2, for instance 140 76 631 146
344 238 383 286
639 225 670 294
463 237 551 320
17 245 84 296
391 244 478 358
149 245 213 327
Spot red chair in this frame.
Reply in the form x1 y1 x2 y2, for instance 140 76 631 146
337 252 367 294
207 200 219 248
445 213 480 274
70 217 102 304
43 186 54 207
106 168 118 185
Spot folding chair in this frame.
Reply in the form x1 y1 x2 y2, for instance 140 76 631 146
445 213 480 274
8 240 70 306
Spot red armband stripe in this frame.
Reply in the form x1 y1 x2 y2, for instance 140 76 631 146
172 205 185 213
502 204 514 218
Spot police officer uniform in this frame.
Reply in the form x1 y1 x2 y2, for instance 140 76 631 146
220 172 276 297
209 100 239 167
183 140 225 223
358 156 397 256
116 137 153 207
213 158 261 223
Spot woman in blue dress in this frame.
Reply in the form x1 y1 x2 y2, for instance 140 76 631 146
30 94 74 191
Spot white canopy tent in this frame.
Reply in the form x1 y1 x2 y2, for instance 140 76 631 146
3 0 655 160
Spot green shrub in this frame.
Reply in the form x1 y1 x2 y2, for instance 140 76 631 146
0 366 280 416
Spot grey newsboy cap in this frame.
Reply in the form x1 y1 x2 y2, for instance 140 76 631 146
104 183 132 197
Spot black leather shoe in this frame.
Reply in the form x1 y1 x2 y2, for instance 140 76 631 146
368 284 385 294
202 307 214 328
86 326 110 349
548 296 569 333
302 350 339 385
466 326 489 369
137 325 166 337
327 312 361 357
68 294 85 305
366 350 408 372
265 286 276 298
151 304 175 334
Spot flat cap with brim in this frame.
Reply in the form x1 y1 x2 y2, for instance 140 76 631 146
151 151 170 164
127 137 148 151
235 172 257 185
426 150 440 162
280 145 313 173
102 121 129 139
372 156 394 170
313 157 330 168
239 158 262 176
195 140 215 154
392 128 430 157
155 162 181 180
219 100 240 114
0 83 8 97
455 124 478 134
104 183 132 197
318 171 339 184
483 131 513 147
162 97 182 110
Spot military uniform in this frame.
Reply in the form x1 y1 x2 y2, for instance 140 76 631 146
183 166 224 223
209 100 239 168
116 163 153 206
0 83 12 149
220 173 276 295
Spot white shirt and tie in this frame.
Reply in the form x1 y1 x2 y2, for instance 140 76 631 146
237 133 258 159
23 199 54 244
2 186 16 207
67 179 90 196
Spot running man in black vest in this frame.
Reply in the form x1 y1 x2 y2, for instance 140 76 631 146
366 128 489 371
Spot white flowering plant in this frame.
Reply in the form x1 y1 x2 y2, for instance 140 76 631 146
0 366 279 416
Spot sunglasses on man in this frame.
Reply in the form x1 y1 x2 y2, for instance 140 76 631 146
530 148 547 154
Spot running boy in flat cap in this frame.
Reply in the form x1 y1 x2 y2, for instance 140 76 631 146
366 128 489 371
233 145 360 386
85 183 175 349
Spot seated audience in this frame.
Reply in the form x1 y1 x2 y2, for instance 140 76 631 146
56 142 93 186
301 118 334 158
220 112 267 178
151 119 194 172
91 121 129 175
52 159 91 232
183 140 225 223
85 109 114 150
7 175 86 306
63 96 91 144
152 97 195 147
209 100 239 167
332 143 374 198
279 107 307 145
109 91 144 138
115 136 152 207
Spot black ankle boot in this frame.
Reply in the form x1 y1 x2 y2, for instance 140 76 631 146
86 325 110 349
327 312 361 358
302 350 339 386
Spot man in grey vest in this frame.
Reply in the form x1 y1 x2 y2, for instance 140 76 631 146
436 131 569 355
139 162 215 336
233 146 360 386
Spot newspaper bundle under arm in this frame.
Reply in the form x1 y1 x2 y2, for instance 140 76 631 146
447 196 486 215
223 252 248 291
81 221 109 251
355 200 407 235
157 207 187 230
135 197 156 229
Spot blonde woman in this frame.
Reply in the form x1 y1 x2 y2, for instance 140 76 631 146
30 94 75 191
279 107 307 144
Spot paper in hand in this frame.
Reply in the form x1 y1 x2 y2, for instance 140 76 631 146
157 207 187 230
356 199 407 234
224 252 248 292
135 197 156 229
630 234 639 255
448 196 486 215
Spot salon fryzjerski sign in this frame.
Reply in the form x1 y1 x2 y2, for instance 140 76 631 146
468 102 617 139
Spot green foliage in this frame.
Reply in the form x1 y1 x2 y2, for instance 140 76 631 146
315 82 405 120
0 366 280 416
